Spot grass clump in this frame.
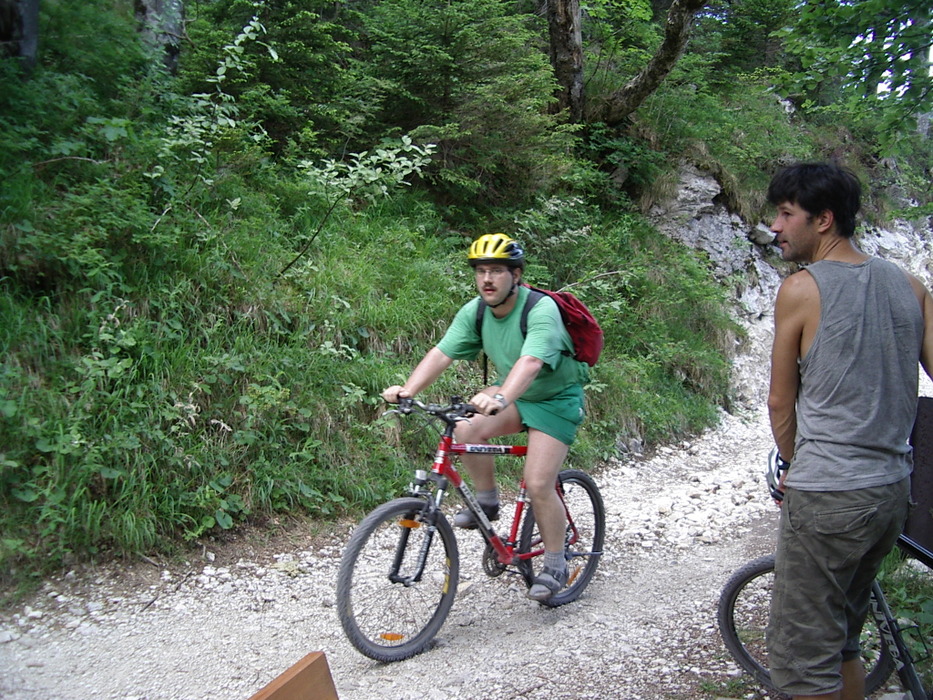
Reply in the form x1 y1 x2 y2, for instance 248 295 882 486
877 546 933 691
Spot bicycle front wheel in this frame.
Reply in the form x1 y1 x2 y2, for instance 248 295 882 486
717 554 894 694
518 469 605 607
336 497 459 662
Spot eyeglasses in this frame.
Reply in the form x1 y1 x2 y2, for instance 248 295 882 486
474 266 511 278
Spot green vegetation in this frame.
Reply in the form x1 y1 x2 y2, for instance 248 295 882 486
878 546 933 690
1 0 930 595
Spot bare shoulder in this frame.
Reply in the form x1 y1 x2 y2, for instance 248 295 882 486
902 269 932 302
776 269 817 305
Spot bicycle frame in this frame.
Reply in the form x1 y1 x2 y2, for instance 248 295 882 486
870 533 933 699
426 433 531 567
404 401 580 570
869 578 927 699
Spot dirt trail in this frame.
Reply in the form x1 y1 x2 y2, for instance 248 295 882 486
1 403 785 700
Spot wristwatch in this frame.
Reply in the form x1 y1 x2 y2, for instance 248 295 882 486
493 393 508 408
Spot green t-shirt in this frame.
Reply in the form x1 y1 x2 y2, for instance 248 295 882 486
436 286 588 402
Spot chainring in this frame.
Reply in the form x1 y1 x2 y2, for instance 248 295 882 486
482 543 508 577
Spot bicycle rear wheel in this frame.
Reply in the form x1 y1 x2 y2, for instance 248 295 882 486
717 554 894 694
336 497 459 662
518 469 605 607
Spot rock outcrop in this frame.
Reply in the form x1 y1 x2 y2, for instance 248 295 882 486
647 163 933 404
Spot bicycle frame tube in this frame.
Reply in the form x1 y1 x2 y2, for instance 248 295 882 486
897 533 933 570
513 480 580 563
431 436 529 565
869 579 928 699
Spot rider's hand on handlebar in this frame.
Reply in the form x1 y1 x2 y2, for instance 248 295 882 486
469 392 505 416
381 385 411 404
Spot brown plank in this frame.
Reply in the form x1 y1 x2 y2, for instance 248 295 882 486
247 651 339 700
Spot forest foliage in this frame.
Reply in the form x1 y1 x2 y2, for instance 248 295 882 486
0 0 930 591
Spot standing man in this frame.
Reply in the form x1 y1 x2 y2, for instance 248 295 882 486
766 162 933 699
382 233 588 601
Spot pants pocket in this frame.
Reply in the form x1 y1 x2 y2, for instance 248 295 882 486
814 504 879 535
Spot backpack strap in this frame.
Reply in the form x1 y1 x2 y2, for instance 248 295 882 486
476 298 488 384
475 287 544 340
519 288 545 336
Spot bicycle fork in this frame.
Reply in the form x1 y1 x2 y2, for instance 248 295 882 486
388 471 449 586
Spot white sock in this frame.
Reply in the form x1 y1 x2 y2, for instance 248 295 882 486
477 488 498 507
543 550 565 571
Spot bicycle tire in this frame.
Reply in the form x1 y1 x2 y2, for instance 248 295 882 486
517 469 605 608
717 554 895 694
336 497 459 662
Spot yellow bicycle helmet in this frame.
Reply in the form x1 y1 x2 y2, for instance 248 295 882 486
467 233 525 268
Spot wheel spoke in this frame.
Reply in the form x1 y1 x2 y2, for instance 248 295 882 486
337 498 459 662
518 470 605 607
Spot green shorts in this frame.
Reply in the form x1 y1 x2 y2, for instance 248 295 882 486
766 478 910 696
513 384 585 446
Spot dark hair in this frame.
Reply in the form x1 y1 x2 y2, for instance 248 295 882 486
767 162 862 238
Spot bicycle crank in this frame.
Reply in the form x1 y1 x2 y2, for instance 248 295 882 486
482 543 508 577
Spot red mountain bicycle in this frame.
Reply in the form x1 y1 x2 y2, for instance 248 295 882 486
336 397 606 662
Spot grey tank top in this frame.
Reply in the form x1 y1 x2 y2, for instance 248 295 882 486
790 257 923 490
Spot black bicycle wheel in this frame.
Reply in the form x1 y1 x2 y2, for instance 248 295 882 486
336 497 459 662
518 469 605 608
717 554 894 694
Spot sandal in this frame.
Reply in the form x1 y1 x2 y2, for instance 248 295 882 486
527 565 568 601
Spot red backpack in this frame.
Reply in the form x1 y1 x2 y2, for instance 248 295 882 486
475 283 604 367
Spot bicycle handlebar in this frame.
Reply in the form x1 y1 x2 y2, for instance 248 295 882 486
392 396 481 424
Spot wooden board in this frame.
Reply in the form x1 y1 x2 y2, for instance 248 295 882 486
247 651 339 700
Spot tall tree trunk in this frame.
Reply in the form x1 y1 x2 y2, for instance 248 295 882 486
135 0 185 73
0 0 39 71
545 0 584 122
911 13 930 139
587 0 707 126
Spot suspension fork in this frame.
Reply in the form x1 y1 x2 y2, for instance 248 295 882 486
387 495 447 586
387 463 452 586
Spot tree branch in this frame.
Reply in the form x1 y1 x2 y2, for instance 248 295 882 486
587 0 708 126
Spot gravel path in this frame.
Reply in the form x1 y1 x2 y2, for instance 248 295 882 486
1 401 784 700
2 329 927 700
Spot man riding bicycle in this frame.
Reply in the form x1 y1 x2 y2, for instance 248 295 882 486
381 233 589 601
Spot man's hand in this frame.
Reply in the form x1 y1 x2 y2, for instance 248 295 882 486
469 391 507 416
381 385 410 404
774 471 787 507
767 448 790 507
